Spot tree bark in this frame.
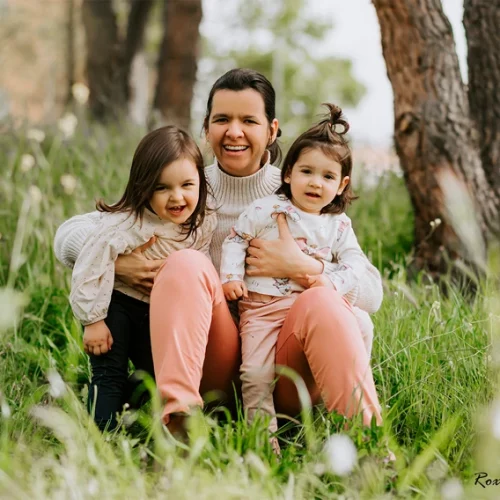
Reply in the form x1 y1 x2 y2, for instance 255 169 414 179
82 0 153 121
464 0 500 200
372 0 498 278
82 0 126 120
154 0 203 130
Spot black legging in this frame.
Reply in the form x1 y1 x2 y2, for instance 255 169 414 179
87 290 155 430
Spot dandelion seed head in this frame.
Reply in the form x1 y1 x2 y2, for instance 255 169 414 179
47 369 66 398
87 478 99 496
58 113 78 139
323 434 357 476
26 128 45 143
441 478 463 500
20 154 36 173
28 185 42 204
60 174 77 195
72 82 90 105
1 396 11 419
0 288 27 332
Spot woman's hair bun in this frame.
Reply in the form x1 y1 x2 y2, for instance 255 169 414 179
323 103 349 135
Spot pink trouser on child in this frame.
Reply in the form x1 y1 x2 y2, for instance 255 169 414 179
150 249 381 426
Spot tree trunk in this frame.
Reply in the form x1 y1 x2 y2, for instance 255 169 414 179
372 0 497 279
464 0 500 200
82 0 153 121
153 0 203 130
65 0 75 105
123 0 154 102
82 0 126 120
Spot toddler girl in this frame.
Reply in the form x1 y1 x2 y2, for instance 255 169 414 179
69 126 216 430
220 104 372 453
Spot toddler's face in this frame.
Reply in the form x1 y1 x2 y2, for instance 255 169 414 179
149 158 200 224
284 148 349 214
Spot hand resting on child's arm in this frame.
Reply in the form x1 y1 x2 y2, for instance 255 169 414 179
83 320 113 356
114 236 166 295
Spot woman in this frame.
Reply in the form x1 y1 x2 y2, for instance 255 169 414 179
54 68 382 431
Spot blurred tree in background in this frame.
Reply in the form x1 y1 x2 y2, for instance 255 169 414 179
82 0 202 129
195 0 365 140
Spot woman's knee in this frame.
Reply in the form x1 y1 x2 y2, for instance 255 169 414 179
294 286 347 313
154 249 214 287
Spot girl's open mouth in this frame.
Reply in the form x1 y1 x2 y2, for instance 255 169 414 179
168 206 186 215
305 193 321 198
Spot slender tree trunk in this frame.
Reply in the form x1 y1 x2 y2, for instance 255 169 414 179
123 0 154 102
154 0 203 130
82 0 153 121
65 0 75 105
464 0 500 199
372 0 497 279
82 0 126 120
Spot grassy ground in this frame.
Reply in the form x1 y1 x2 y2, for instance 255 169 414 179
0 123 498 498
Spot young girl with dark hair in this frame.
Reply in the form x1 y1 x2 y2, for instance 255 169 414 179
69 125 216 430
220 104 374 453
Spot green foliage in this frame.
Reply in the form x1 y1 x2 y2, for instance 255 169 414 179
196 0 365 139
0 124 496 497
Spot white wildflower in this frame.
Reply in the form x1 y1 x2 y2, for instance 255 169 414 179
60 174 77 195
87 478 99 496
426 458 448 481
0 287 27 332
47 369 66 398
28 185 42 204
72 82 90 105
323 434 357 476
429 218 442 229
1 395 11 419
58 112 78 139
20 154 36 173
441 478 463 500
26 128 45 143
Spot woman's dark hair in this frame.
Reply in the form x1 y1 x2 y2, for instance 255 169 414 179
203 68 282 165
276 103 357 215
97 125 209 240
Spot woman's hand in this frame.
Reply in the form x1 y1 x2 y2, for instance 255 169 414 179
83 320 113 356
245 214 324 279
115 236 165 295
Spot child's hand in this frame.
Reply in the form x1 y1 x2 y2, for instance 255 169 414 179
306 274 334 289
83 320 113 356
222 281 248 301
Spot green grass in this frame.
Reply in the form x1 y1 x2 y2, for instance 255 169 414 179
0 123 497 498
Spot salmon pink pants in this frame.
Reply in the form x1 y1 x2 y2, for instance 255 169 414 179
150 249 381 426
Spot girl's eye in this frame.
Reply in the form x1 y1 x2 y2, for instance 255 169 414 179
301 169 311 174
325 175 335 180
183 182 194 187
213 117 227 123
245 119 257 124
155 186 167 191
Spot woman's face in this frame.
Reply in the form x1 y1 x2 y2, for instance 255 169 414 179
205 89 279 177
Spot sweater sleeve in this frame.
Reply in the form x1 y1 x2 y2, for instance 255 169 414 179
322 218 367 296
54 211 103 269
69 220 149 325
220 203 261 283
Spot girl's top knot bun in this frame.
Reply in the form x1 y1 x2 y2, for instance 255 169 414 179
324 103 349 135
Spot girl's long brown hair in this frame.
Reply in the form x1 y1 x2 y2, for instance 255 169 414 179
276 103 357 215
97 125 210 240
